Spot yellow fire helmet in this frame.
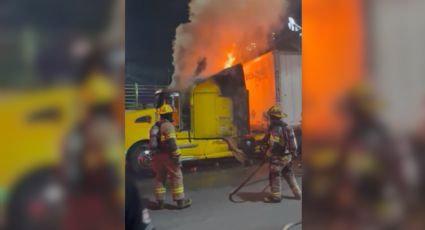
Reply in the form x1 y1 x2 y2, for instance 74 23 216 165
347 83 382 113
267 105 287 118
80 71 117 107
157 103 174 115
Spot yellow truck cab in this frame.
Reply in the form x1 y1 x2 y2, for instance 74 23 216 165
125 68 246 173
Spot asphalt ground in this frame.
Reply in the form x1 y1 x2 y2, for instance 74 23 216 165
134 159 302 230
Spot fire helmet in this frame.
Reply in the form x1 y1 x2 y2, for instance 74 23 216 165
346 83 381 114
267 105 287 118
157 104 174 115
80 71 117 107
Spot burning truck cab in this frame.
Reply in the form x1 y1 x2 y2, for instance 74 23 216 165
125 50 301 172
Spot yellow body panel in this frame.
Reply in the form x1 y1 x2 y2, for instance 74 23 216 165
124 109 157 150
192 81 220 138
203 139 233 159
192 80 236 139
0 87 77 198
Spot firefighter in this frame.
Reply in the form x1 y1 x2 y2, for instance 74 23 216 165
263 105 302 203
149 103 192 209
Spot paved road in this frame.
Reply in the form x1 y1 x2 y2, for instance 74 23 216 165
135 159 302 230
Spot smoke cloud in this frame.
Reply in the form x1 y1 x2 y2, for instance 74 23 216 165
170 0 288 89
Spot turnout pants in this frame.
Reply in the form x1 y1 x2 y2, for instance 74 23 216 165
152 153 185 201
269 155 301 198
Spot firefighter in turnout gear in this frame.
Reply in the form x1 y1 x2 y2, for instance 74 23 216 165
263 105 302 203
149 103 192 209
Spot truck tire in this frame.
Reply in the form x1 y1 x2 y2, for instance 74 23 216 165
7 168 64 230
126 141 152 176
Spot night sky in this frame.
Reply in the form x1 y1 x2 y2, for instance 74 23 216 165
126 0 301 85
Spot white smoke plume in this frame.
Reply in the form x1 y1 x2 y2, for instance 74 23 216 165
170 0 288 89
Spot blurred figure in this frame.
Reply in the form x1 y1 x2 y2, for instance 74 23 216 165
304 84 412 229
3 45 124 230
334 84 407 228
61 49 123 230
149 104 192 210
301 0 425 228
262 105 301 203
1 0 124 228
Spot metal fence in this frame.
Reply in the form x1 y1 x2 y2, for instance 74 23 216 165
125 83 164 110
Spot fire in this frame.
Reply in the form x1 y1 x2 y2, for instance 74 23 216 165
224 52 236 68
243 52 276 131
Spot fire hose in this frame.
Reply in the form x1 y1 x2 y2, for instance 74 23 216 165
228 156 303 203
282 221 302 230
228 160 267 202
222 137 249 165
225 139 267 203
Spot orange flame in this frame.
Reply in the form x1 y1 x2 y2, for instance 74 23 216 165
224 52 236 68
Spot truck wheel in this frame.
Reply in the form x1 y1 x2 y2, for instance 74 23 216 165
7 168 64 230
126 141 152 175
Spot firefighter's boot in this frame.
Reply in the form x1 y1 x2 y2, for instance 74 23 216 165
176 198 192 209
291 186 302 199
263 195 282 203
153 200 165 210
